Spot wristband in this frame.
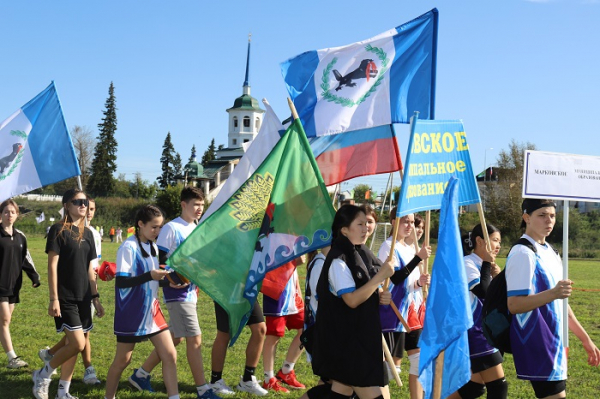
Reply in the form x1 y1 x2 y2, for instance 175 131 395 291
416 281 422 288
91 293 100 299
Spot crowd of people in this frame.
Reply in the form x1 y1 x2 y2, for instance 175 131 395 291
0 187 599 399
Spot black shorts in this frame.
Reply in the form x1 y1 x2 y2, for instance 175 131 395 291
116 329 166 344
470 351 503 373
214 300 264 333
530 380 566 398
306 381 359 399
0 296 18 304
54 299 93 333
384 329 422 358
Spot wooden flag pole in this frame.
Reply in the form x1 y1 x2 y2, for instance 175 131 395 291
422 210 431 300
476 203 491 252
382 335 403 387
432 350 445 399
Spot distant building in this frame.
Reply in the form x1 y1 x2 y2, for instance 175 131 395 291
177 35 264 200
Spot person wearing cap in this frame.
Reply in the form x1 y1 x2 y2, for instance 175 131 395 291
505 198 600 399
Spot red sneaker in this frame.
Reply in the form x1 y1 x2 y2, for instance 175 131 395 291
263 377 290 393
276 369 306 389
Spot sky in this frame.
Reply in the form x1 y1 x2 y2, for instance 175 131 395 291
2 0 599 198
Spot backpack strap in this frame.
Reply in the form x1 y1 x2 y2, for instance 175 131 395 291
512 237 537 254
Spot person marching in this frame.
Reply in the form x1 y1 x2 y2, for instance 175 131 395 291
130 187 221 399
261 256 307 393
506 199 599 399
104 205 180 399
448 223 508 399
0 199 40 369
39 197 103 385
311 205 396 399
377 208 430 399
33 189 104 399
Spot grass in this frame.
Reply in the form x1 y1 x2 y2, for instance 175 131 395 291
1 236 599 398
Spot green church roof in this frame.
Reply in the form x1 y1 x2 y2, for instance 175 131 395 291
227 94 264 113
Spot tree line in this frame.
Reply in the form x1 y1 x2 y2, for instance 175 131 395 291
33 82 222 198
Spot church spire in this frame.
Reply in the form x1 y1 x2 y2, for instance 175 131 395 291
243 33 251 95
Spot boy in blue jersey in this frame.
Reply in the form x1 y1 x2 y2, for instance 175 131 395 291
506 199 599 399
130 187 221 399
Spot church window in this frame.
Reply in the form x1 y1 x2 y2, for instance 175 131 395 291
233 116 238 128
243 116 250 128
233 139 237 145
244 139 249 143
255 117 261 130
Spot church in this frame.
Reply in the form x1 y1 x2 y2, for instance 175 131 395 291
177 37 264 200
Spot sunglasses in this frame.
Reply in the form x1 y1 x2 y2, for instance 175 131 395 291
71 199 89 207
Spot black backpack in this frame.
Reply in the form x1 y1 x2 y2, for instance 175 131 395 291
299 256 319 354
481 238 537 354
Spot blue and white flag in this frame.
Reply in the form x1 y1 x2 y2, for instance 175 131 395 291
0 82 81 202
36 212 45 224
418 176 473 399
396 117 480 217
281 9 438 137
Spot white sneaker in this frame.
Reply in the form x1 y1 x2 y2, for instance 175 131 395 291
7 356 28 368
55 394 79 399
38 347 53 363
38 348 57 375
32 369 52 399
209 379 235 396
83 366 101 385
236 376 268 396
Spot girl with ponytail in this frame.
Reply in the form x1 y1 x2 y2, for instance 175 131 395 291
104 205 181 399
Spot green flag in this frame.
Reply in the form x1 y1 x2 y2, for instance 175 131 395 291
167 118 335 343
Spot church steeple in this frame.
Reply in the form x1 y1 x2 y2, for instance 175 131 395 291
243 34 251 95
225 35 264 149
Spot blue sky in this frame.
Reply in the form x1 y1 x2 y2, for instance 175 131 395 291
2 0 599 197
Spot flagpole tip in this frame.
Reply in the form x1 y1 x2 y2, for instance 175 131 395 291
287 98 299 120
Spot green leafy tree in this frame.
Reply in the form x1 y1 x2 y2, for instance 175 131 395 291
202 138 217 166
484 139 537 241
88 82 118 197
353 183 373 204
155 183 185 220
130 172 158 199
157 132 180 188
113 173 133 198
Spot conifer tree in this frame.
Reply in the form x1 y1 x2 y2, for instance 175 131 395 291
88 82 118 197
202 138 217 166
188 145 197 163
157 132 179 188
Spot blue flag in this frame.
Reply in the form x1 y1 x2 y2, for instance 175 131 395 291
0 82 81 202
281 9 438 137
418 176 473 399
397 117 480 217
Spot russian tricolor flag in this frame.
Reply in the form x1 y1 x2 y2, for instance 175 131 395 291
0 82 80 202
309 124 402 186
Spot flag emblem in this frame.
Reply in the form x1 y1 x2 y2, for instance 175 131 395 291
0 130 27 180
321 44 390 108
229 172 275 232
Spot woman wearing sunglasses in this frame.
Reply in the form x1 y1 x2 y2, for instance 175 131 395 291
32 189 104 399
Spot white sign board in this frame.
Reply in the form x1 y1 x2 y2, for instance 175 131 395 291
523 150 600 202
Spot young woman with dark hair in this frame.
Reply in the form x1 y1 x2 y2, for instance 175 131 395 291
449 223 507 399
311 205 396 399
33 189 103 399
104 204 180 399
0 199 40 369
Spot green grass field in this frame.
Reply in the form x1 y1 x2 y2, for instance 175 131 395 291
1 236 599 398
